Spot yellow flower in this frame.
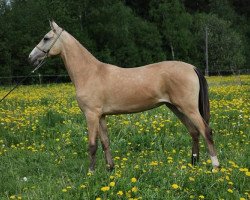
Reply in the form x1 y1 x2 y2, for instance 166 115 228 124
10 196 16 199
132 186 138 193
199 195 205 199
227 189 233 193
239 168 248 172
96 198 101 200
62 188 67 192
181 165 187 169
80 184 86 189
87 171 93 176
101 186 110 192
109 182 115 187
131 177 137 183
189 177 195 181
171 184 179 189
149 161 158 166
117 191 124 196
245 171 250 176
240 198 246 200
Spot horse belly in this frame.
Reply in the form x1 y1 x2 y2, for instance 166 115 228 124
103 90 167 115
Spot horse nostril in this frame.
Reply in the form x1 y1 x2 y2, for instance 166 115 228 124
28 55 33 63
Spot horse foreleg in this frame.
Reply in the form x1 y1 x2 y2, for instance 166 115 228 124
85 111 100 172
99 116 114 171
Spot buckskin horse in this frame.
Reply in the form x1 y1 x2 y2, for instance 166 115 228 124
28 21 219 171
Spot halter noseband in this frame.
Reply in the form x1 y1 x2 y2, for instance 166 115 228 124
36 28 64 55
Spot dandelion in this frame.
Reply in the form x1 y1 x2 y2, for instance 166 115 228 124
227 189 233 193
131 177 137 183
245 172 250 176
149 161 158 166
239 198 246 200
239 168 248 172
117 191 124 196
181 165 187 169
87 171 93 176
101 186 110 192
80 184 86 189
109 182 115 187
212 168 219 173
132 186 138 193
62 188 67 192
171 184 179 189
199 195 205 199
96 198 101 200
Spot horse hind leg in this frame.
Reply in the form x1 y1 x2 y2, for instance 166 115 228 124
166 104 200 165
180 106 219 169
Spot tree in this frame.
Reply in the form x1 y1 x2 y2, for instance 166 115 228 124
84 0 165 67
193 13 245 72
149 0 195 63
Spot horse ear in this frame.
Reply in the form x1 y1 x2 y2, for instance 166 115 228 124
49 20 59 32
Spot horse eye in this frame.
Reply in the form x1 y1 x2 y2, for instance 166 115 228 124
43 37 50 42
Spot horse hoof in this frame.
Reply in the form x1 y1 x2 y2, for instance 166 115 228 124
88 168 95 175
106 164 115 172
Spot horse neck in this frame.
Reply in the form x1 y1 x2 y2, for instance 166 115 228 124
60 32 101 88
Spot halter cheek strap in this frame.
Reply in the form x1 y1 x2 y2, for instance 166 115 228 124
35 28 64 55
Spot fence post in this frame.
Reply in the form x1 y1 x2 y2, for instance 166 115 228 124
39 73 42 85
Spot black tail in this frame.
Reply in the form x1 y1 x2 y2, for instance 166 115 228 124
194 68 210 125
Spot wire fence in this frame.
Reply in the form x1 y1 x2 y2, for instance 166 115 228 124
0 69 249 85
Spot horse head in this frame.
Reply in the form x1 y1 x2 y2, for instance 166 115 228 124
28 20 63 65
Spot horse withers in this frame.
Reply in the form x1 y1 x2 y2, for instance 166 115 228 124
28 21 220 172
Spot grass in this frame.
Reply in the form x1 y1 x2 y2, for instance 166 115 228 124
0 75 249 200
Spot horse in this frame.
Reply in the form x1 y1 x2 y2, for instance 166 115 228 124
28 21 219 171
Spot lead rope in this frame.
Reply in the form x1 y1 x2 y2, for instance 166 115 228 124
0 28 63 103
0 56 47 103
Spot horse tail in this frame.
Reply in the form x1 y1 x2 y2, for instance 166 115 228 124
194 68 210 125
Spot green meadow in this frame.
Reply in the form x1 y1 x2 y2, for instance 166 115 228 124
0 75 249 200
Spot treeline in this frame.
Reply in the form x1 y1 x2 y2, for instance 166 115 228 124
0 0 249 83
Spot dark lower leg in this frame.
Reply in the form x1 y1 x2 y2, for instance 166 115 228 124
191 136 200 165
101 143 114 171
99 117 114 171
191 129 199 165
89 143 98 171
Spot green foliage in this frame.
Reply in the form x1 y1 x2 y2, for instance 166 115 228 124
0 0 249 84
193 13 245 71
149 0 194 61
